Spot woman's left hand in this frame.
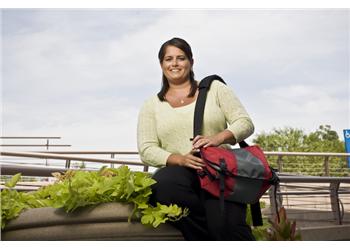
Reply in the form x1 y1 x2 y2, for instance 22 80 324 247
192 135 223 150
192 130 236 150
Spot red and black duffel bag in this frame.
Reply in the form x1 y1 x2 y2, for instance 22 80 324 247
194 75 279 226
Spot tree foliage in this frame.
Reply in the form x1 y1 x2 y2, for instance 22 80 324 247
253 125 344 153
253 125 349 176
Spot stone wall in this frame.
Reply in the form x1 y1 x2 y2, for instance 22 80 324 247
1 202 184 241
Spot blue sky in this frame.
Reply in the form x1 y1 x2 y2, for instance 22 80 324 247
1 9 349 150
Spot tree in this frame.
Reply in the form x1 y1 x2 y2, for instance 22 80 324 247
253 125 344 153
253 127 307 152
253 125 348 176
304 125 344 153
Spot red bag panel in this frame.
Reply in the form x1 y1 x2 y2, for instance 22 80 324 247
198 146 275 203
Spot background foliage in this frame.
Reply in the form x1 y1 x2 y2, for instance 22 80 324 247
253 125 349 176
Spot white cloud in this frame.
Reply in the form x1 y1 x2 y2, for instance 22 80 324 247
262 84 346 113
253 84 348 136
2 9 349 151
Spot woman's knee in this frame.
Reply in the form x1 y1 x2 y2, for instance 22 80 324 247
150 166 202 210
152 166 197 182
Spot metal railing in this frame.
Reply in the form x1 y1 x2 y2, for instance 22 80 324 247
268 175 350 225
0 137 71 167
0 137 72 149
38 150 350 176
1 150 350 226
1 150 350 176
264 151 350 176
34 150 140 168
0 151 148 173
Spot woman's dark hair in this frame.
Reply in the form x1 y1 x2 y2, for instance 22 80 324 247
157 37 197 101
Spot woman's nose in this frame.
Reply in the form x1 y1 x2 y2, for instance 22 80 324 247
171 58 178 66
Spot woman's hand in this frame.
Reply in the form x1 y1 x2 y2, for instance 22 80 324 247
192 135 223 150
192 130 236 150
182 150 205 170
166 150 205 170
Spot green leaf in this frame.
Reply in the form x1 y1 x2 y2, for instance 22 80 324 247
141 214 154 225
153 216 167 227
5 173 22 188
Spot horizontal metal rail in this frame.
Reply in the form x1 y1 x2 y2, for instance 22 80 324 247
1 163 98 177
0 151 144 166
34 151 140 154
28 150 350 157
33 151 350 176
1 150 349 177
0 137 71 161
277 176 350 183
0 137 61 139
278 191 350 195
0 151 148 172
264 151 350 176
264 151 350 157
1 144 72 147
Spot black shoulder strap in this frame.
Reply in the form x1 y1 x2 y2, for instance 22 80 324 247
193 75 226 138
193 74 263 227
193 74 248 148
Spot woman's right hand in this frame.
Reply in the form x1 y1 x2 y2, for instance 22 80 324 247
166 150 205 170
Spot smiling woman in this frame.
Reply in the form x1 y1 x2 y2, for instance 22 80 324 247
161 46 196 107
137 37 255 240
161 47 192 85
157 38 197 106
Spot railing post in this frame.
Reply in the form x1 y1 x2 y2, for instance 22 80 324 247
65 159 71 169
143 165 149 172
324 156 330 176
277 155 283 172
111 154 115 168
329 182 342 225
46 139 49 166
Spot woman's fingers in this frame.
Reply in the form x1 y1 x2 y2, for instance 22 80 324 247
192 136 204 149
193 138 213 149
183 152 205 170
192 135 222 149
191 135 203 144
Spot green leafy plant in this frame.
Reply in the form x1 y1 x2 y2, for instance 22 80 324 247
1 173 51 229
1 166 188 229
266 207 302 240
247 203 302 241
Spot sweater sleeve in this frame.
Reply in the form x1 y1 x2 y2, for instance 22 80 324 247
137 98 172 168
215 81 255 143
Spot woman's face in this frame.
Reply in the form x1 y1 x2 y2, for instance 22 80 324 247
160 45 193 84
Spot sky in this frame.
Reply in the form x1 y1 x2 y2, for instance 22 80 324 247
1 9 349 151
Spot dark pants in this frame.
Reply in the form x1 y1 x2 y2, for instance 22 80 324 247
150 166 255 241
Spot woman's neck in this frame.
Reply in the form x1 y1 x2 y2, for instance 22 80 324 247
168 79 191 91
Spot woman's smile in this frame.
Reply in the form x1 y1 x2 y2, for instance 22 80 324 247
161 45 193 85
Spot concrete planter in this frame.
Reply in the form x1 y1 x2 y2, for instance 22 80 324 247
1 202 184 241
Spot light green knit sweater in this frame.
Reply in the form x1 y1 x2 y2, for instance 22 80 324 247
137 80 254 168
